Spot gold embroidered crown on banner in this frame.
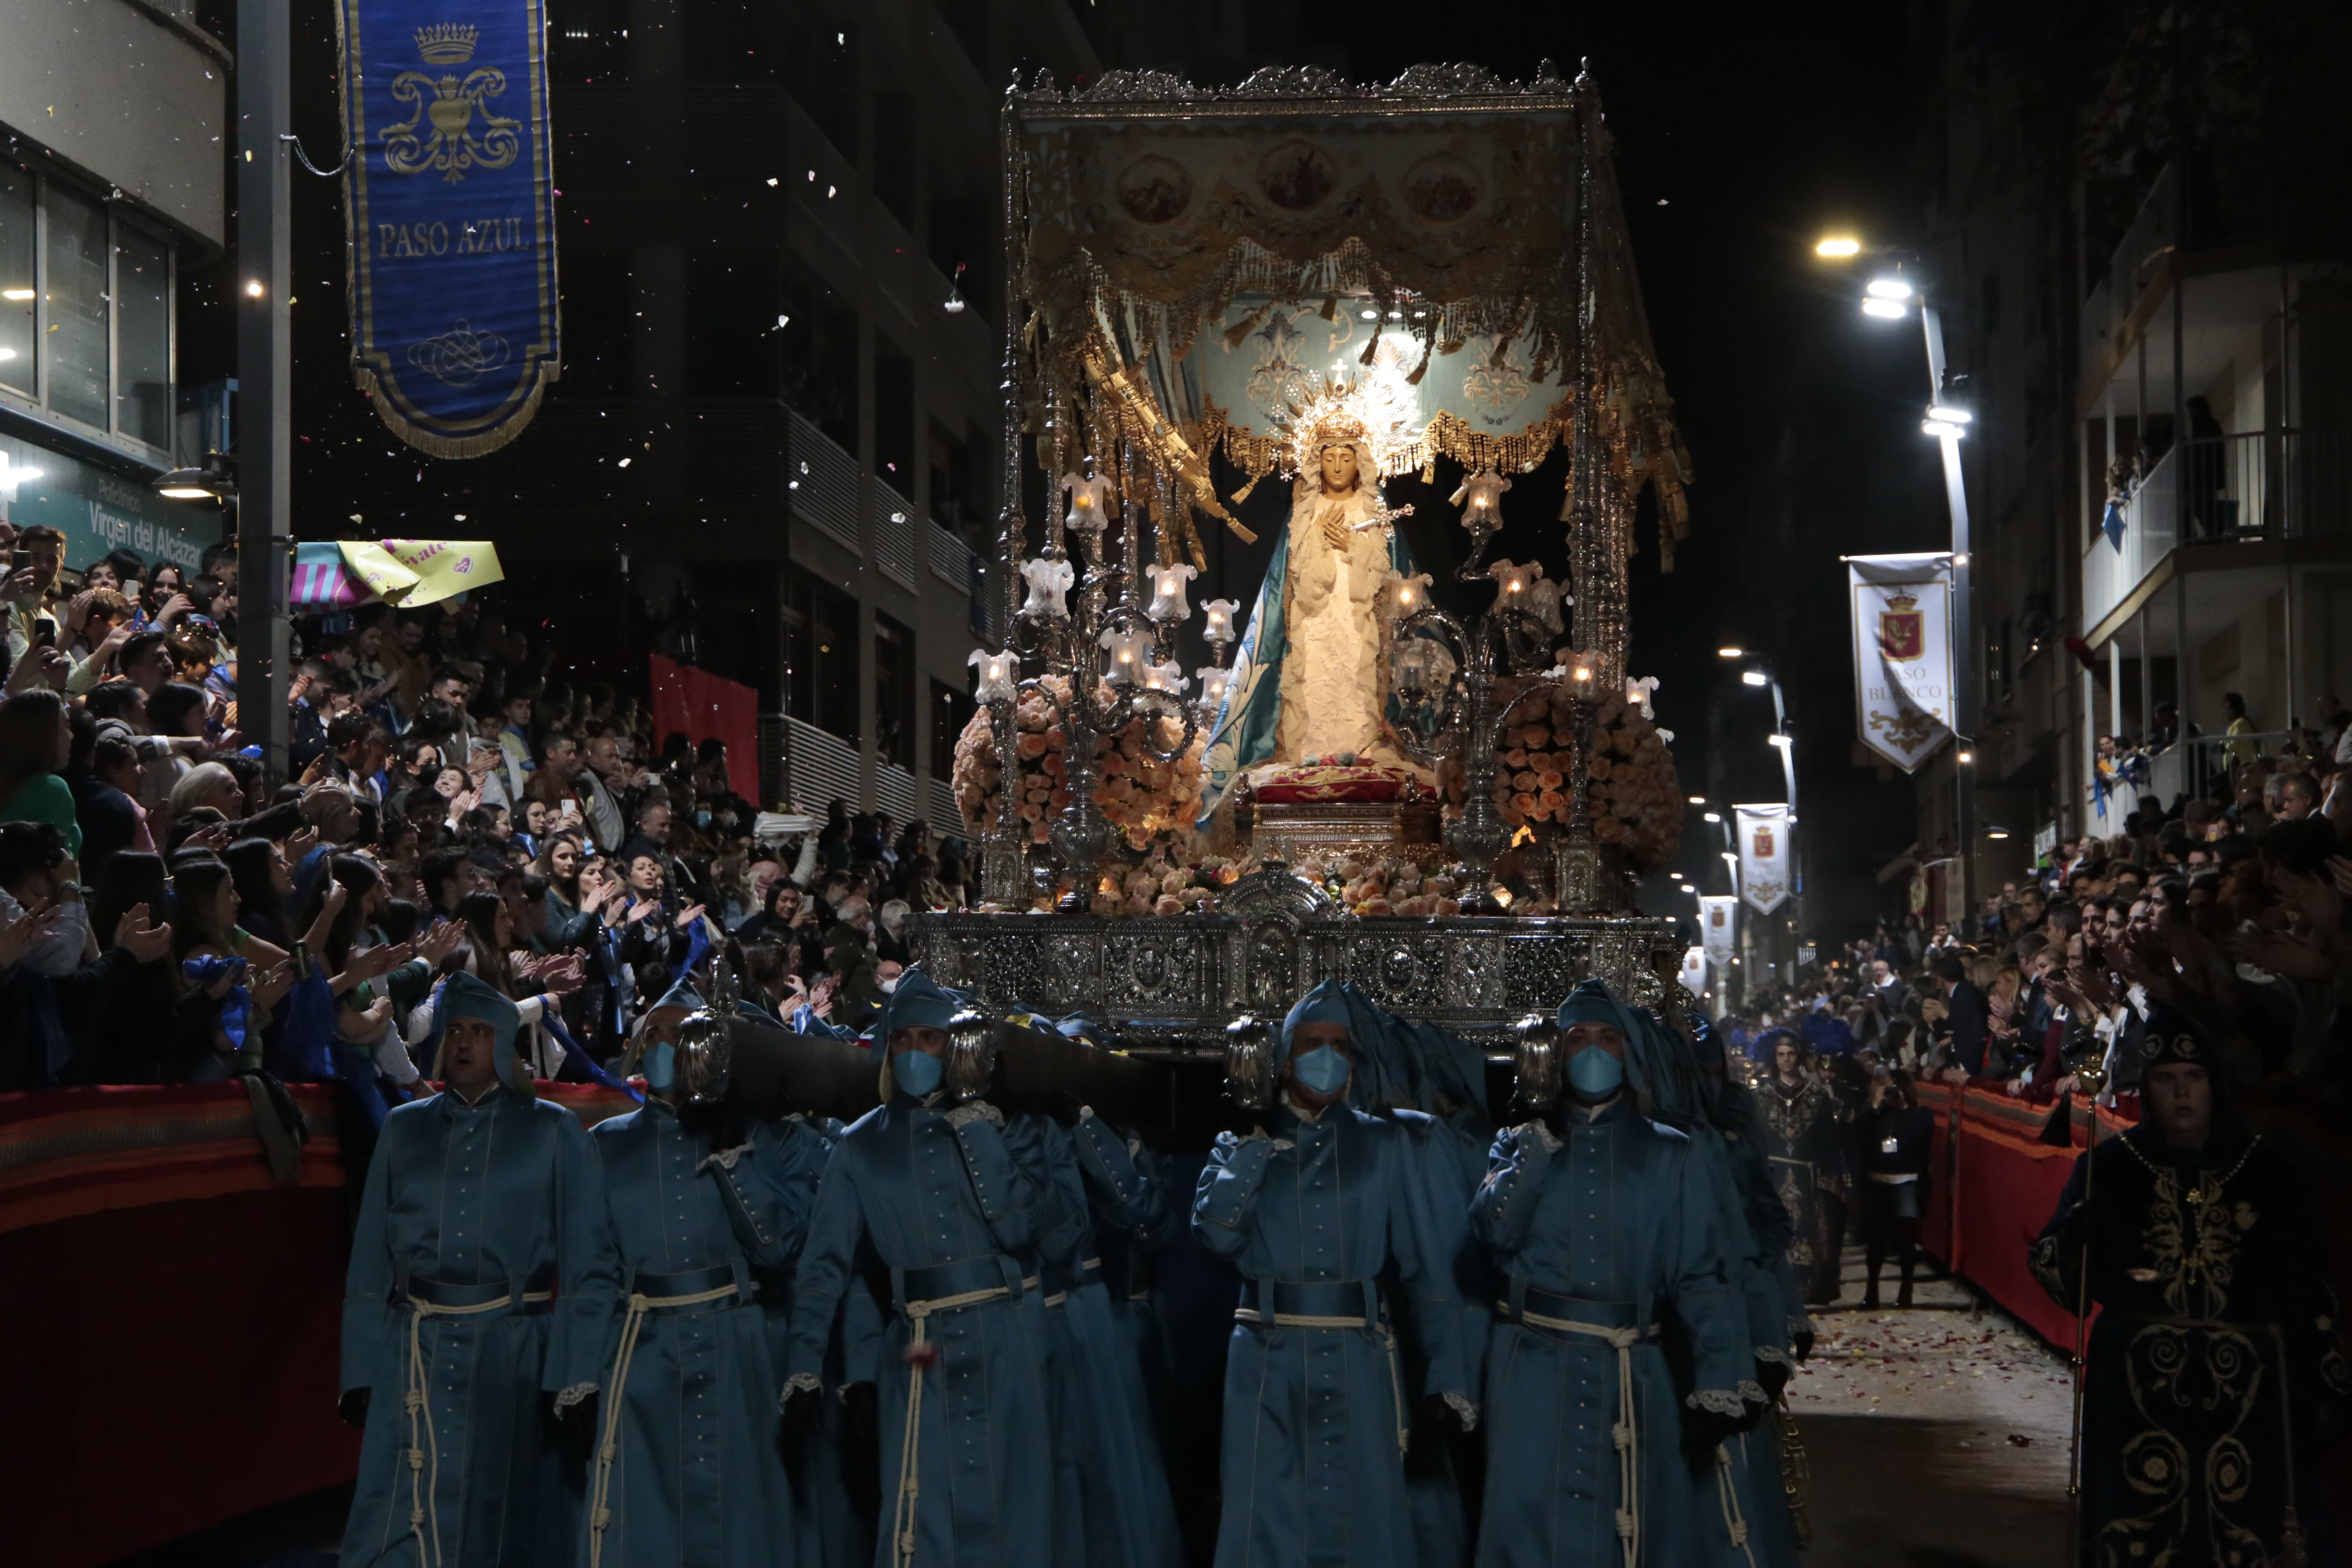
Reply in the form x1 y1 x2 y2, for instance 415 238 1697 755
414 24 479 64
1885 590 1918 613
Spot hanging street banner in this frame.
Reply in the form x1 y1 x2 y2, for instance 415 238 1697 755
1735 803 1792 915
1678 946 1707 999
1698 894 1737 973
335 2 560 456
1845 552 1954 772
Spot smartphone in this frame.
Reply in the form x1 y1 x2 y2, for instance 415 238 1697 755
559 798 581 821
31 621 55 650
8 548 28 572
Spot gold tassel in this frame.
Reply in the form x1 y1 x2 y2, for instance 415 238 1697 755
1319 293 1338 322
1222 302 1271 349
1231 473 1261 503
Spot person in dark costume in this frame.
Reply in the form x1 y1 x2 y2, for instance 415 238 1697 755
1753 1030 1851 1304
1857 1070 1934 1309
2032 1003 2350 1567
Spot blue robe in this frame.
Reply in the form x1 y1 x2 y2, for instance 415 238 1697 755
1374 1106 1489 1568
1192 1101 1470 1568
1470 1100 1751 1568
785 1095 1055 1568
341 1087 616 1568
746 1116 882 1568
1033 1115 1184 1568
1070 1113 1181 1438
580 1100 830 1568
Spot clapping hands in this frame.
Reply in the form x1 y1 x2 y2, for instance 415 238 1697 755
111 903 173 965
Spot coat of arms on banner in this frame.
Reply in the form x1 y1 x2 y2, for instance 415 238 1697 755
1751 824 1774 860
1878 591 1925 662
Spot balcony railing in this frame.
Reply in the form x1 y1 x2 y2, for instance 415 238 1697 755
2080 429 2349 633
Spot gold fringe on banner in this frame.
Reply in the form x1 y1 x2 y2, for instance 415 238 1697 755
356 362 558 461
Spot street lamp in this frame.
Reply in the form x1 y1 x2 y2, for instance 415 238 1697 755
1821 229 1978 919
1716 645 1744 660
154 463 236 501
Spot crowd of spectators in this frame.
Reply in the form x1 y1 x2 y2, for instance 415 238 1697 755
0 520 974 1107
1721 715 2352 1111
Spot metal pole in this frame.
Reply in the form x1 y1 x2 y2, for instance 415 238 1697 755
236 0 292 789
1923 302 1974 917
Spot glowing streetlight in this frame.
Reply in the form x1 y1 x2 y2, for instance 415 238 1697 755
1687 794 1707 805
1741 669 1768 687
1716 645 1744 659
1815 236 1861 259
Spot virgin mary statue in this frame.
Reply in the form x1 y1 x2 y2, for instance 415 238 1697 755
1197 408 1425 823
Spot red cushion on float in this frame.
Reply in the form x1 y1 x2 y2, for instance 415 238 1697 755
1253 765 1406 804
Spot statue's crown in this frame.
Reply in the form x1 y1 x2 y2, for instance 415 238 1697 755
415 23 478 63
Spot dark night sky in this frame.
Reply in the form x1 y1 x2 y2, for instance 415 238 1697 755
1325 8 1956 940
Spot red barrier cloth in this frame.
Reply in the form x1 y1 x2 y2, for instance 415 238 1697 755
648 653 761 804
0 1080 642 1565
0 1081 363 1567
1911 1082 2137 1345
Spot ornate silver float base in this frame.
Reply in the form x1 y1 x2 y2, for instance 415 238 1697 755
908 866 1677 1055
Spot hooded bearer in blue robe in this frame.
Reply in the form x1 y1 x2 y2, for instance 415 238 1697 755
575 976 833 1568
1192 979 1474 1568
1471 980 1755 1568
339 972 618 1568
781 970 1055 1568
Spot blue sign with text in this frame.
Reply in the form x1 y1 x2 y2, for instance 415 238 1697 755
336 0 559 456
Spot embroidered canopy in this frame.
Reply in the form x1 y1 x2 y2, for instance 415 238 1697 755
1001 62 1693 591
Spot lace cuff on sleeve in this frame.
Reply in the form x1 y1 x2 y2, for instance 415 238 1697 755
1686 1387 1749 1419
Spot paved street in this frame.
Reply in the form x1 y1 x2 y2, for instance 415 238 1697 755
1789 1247 2074 1568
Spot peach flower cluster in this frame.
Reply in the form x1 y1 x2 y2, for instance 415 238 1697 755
952 674 1208 854
1438 684 1683 872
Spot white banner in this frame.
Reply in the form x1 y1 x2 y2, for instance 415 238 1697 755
1736 803 1793 915
1698 895 1737 972
1679 946 1707 998
1846 552 1953 773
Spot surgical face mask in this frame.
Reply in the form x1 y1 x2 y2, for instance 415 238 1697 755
643 1040 676 1092
1290 1044 1351 1096
893 1047 944 1098
879 976 900 995
1567 1043 1624 1100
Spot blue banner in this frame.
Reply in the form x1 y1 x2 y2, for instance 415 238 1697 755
336 0 559 456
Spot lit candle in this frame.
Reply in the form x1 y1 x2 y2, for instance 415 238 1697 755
1200 598 1240 644
1144 562 1197 623
1195 666 1233 711
1142 660 1186 693
1061 471 1114 533
1379 570 1433 621
1450 467 1512 525
968 647 1019 704
1019 556 1074 618
1098 624 1152 686
1492 559 1540 601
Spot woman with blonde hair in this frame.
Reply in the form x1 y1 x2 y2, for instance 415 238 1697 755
168 760 245 820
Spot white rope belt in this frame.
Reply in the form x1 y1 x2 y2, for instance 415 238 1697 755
587 1283 741 1568
1233 1310 1408 1452
1506 1304 1653 1568
403 1288 550 1568
892 1285 1015 1568
1715 1433 1756 1566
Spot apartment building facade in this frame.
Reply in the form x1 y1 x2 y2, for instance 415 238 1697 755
287 0 1101 827
1906 1 2349 919
0 0 229 575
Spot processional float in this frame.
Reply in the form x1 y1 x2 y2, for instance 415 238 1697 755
913 61 1700 1052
